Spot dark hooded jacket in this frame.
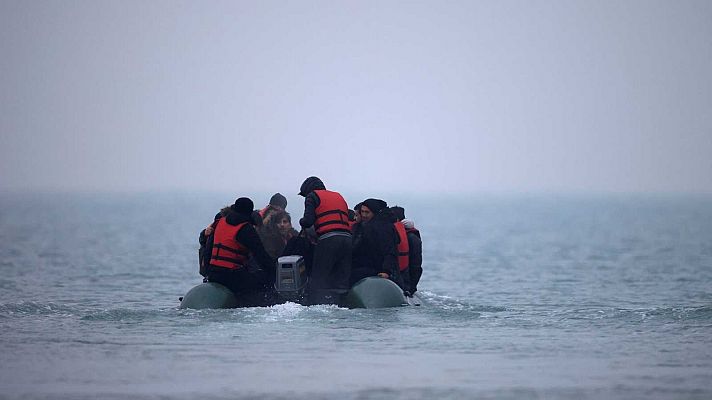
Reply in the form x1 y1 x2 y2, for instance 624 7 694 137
351 202 401 285
406 228 422 293
298 177 327 229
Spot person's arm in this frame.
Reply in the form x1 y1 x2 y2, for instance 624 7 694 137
408 234 423 292
262 206 276 225
299 192 320 228
408 234 422 268
236 224 276 282
375 224 399 278
203 213 222 236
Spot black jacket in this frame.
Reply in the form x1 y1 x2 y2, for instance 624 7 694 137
407 230 422 269
299 191 321 229
351 209 400 283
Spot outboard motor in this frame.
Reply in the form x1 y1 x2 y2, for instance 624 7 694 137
275 255 308 303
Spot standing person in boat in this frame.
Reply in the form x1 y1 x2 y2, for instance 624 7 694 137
258 193 288 225
206 197 277 307
402 218 423 296
298 176 352 305
350 199 402 288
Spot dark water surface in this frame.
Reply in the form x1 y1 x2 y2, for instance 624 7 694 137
1 193 711 399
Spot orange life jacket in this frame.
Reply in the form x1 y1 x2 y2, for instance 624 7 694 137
314 189 350 235
210 219 250 270
394 221 410 271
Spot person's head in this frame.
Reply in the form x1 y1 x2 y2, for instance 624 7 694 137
298 176 325 196
360 205 374 222
269 193 287 211
360 198 388 223
347 209 356 222
354 202 363 223
273 211 293 235
230 197 254 216
390 206 405 221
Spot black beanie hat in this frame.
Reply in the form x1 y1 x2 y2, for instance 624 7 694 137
231 197 254 214
362 198 388 214
298 176 326 196
269 193 287 209
391 206 405 221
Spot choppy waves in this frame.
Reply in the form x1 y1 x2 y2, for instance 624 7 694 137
0 301 77 318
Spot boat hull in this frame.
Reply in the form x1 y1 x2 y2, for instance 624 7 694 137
341 277 409 308
179 277 417 309
179 282 239 309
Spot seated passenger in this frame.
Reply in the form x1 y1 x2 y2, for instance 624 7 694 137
390 206 410 294
206 197 277 307
350 198 402 288
258 210 299 259
402 218 423 295
259 193 288 225
198 205 231 279
353 202 363 224
200 205 263 278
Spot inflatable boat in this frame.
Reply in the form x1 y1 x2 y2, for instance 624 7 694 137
179 255 421 309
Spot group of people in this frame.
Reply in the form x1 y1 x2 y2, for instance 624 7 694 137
197 176 423 306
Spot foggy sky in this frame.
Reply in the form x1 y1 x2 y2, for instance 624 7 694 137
1 1 711 195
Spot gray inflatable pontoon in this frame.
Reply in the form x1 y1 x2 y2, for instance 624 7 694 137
180 256 420 309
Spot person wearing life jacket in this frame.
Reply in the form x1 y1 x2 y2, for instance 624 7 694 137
298 176 352 305
402 218 423 295
206 197 276 307
198 205 232 280
350 199 402 289
199 203 264 279
390 206 411 293
258 192 288 225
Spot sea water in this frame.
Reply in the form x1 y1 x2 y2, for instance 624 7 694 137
0 192 711 399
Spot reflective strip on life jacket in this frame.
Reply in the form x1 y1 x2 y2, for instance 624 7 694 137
394 221 410 271
314 190 350 235
210 220 250 270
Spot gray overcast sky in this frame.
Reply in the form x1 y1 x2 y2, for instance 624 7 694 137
1 1 711 195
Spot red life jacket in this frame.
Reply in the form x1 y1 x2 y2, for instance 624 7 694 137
210 219 250 270
394 221 410 271
314 190 350 235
